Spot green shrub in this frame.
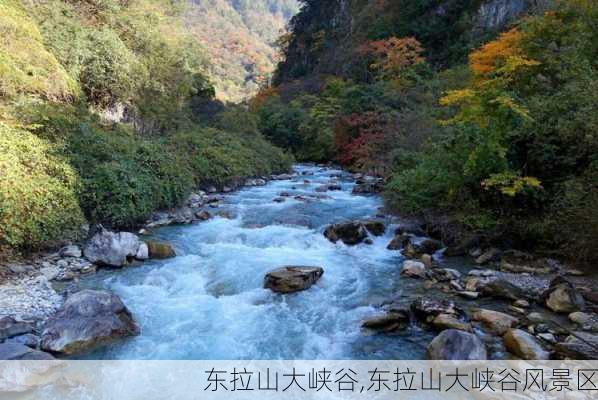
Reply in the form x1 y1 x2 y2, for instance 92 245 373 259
0 0 77 101
65 123 194 227
170 128 292 187
0 123 85 249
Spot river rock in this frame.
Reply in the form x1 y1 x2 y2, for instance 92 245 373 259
352 182 383 195
361 220 385 236
427 329 487 360
172 207 194 224
569 312 598 333
475 248 501 265
272 173 293 180
472 309 518 335
0 317 35 341
264 266 324 294
187 192 204 208
135 242 149 261
503 329 550 360
457 291 479 300
432 314 472 332
421 254 433 269
5 333 41 349
479 278 527 301
400 260 426 278
569 312 592 325
362 311 410 332
411 298 460 322
324 222 368 245
394 223 426 237
500 250 556 274
196 210 212 221
0 343 54 360
403 238 443 258
543 277 585 313
514 299 530 308
387 234 409 250
145 241 176 259
59 245 82 258
554 331 598 359
443 235 481 257
84 228 143 267
40 290 140 355
429 268 461 282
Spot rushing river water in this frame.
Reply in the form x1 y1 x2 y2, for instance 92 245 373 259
81 165 436 360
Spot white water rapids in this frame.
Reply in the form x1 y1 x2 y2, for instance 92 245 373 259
81 165 434 360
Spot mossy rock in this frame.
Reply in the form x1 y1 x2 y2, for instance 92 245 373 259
145 241 176 259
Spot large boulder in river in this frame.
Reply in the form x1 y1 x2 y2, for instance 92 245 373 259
324 222 368 245
264 266 324 294
427 329 487 360
0 343 54 360
503 329 550 360
84 227 143 267
543 277 585 313
40 290 140 355
145 240 176 259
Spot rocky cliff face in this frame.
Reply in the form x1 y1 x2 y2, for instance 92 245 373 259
474 0 553 29
275 0 551 84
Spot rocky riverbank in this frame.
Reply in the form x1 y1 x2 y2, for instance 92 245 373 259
1 165 597 360
352 221 598 360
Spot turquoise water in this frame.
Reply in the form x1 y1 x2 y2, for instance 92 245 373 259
82 165 434 360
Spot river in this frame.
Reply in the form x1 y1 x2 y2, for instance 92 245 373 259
80 165 436 360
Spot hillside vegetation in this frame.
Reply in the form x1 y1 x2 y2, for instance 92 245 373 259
185 0 299 102
0 0 291 253
253 0 598 263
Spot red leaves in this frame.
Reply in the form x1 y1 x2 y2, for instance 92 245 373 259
334 112 390 172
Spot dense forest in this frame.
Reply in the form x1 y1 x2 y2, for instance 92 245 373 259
185 0 299 101
2 0 597 266
0 0 291 254
252 0 598 263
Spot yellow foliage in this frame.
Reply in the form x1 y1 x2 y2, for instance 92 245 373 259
482 172 542 197
469 28 523 75
439 89 476 106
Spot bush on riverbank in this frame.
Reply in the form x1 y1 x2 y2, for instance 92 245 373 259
0 123 85 251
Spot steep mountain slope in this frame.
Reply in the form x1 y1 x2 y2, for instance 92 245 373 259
185 0 299 102
275 0 553 84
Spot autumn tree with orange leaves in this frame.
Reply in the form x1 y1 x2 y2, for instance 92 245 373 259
358 37 424 81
